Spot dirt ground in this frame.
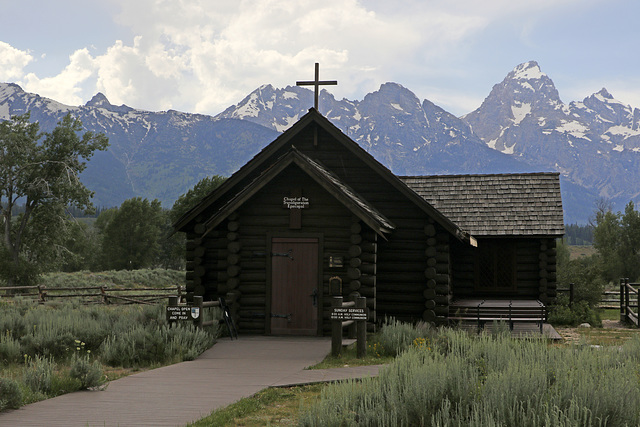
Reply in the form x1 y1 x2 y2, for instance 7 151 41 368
554 319 638 344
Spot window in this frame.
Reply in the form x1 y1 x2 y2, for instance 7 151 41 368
475 239 516 291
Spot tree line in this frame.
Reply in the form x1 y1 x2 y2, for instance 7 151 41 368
0 113 225 286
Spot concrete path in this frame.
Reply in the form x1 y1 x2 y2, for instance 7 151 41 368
0 336 383 427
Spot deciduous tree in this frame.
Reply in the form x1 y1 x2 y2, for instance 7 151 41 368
0 113 108 284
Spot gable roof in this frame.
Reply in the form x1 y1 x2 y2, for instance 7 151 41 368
174 108 468 242
400 172 564 237
202 147 395 237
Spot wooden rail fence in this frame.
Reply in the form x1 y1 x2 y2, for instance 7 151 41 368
0 284 184 305
557 283 628 309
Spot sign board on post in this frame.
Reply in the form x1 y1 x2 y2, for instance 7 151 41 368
166 306 201 322
330 307 367 321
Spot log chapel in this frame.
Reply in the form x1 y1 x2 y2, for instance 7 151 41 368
173 66 564 335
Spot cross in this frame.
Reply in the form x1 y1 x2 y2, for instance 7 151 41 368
296 63 337 110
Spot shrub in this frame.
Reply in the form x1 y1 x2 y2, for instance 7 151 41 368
301 324 640 426
376 317 436 356
69 353 104 390
0 378 22 411
99 323 215 368
548 297 602 327
0 331 22 364
23 355 56 395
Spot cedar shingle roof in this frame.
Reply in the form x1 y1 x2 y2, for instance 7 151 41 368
400 172 564 237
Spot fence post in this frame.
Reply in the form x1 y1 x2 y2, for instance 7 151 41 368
38 285 45 304
331 296 343 357
625 278 630 324
620 278 626 323
356 296 367 358
193 296 204 329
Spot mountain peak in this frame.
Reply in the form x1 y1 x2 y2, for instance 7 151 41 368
596 88 613 100
510 61 546 80
85 93 111 108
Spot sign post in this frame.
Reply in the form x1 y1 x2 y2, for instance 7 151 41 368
330 296 367 358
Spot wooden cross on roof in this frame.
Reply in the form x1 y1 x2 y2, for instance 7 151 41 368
296 63 337 110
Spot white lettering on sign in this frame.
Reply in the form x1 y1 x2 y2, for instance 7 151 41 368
330 307 367 321
283 196 310 209
166 306 200 321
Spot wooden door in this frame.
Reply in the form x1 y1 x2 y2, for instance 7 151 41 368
270 237 319 335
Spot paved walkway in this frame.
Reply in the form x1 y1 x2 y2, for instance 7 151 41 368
0 336 383 427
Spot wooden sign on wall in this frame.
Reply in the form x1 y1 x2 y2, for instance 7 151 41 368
283 196 310 209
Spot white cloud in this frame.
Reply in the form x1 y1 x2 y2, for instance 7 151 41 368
22 48 95 106
0 0 620 115
0 42 33 81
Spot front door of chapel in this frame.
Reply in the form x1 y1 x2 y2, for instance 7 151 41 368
270 237 319 335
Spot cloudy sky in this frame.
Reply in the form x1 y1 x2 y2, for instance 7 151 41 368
1 0 638 117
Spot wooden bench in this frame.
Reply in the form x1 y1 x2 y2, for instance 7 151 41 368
449 299 546 333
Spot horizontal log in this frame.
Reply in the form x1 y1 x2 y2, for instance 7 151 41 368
425 246 437 258
359 286 375 298
238 284 265 294
377 272 424 284
239 272 267 282
239 296 266 306
359 252 377 263
360 263 376 275
348 245 362 258
227 265 241 278
423 310 436 322
349 257 362 268
377 283 424 294
359 275 376 287
425 224 436 237
228 241 242 254
194 223 206 235
348 268 361 280
348 280 361 292
434 294 451 305
228 221 240 232
350 222 362 234
423 289 436 300
377 303 424 313
425 299 436 310
377 293 424 303
425 267 436 280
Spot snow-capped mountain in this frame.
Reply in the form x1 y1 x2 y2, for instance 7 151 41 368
463 61 640 219
2 60 638 223
0 83 279 207
216 82 531 176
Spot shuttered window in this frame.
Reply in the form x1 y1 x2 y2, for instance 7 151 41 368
475 240 516 291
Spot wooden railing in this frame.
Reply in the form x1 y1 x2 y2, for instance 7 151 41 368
331 296 367 358
620 278 639 326
0 284 184 305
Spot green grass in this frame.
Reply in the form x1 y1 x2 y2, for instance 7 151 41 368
186 384 324 427
309 340 393 370
600 308 621 321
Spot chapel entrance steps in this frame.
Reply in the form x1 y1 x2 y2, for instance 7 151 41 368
448 298 562 340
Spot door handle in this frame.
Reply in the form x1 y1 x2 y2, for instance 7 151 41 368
310 288 318 307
